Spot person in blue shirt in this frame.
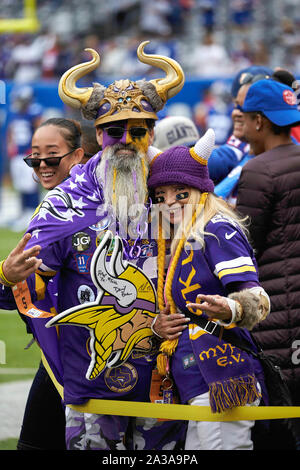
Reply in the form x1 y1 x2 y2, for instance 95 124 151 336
6 85 43 231
208 66 300 205
207 65 273 205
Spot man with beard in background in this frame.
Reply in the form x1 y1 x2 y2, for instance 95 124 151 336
0 42 189 450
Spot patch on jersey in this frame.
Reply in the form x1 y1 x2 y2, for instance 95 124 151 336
96 231 115 252
104 363 138 393
74 253 92 273
72 232 91 252
182 353 196 369
140 241 155 257
77 285 95 304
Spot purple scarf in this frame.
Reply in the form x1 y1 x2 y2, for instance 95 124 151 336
189 323 261 413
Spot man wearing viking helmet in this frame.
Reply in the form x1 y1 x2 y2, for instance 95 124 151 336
58 41 184 232
0 42 188 450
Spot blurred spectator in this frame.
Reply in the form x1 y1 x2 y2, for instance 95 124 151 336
140 0 173 37
41 34 75 80
193 80 233 145
7 35 50 83
207 65 272 200
230 0 254 28
198 0 217 31
231 39 254 71
100 38 133 77
189 31 234 77
5 85 43 231
153 115 200 150
80 124 101 163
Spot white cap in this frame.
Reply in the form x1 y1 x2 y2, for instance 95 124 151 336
153 116 200 151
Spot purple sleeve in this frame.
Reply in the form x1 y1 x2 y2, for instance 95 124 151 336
204 218 259 287
226 280 259 294
36 237 68 274
0 284 17 310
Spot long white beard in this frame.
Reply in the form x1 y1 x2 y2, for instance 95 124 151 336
96 144 149 237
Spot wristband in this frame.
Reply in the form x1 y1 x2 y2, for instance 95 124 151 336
217 297 244 326
0 259 16 287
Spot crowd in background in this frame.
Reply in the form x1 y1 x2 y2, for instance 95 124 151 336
1 0 300 226
1 0 300 82
0 0 300 452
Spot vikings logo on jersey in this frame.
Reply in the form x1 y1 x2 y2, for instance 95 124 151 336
32 187 87 222
46 231 157 380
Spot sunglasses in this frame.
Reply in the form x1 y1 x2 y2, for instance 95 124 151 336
240 73 270 86
104 126 148 139
23 149 75 168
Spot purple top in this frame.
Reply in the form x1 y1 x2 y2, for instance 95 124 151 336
169 215 266 404
26 227 158 405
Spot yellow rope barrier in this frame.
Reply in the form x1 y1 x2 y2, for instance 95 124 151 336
41 351 300 422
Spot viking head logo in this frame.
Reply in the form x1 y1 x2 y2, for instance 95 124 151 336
46 231 157 380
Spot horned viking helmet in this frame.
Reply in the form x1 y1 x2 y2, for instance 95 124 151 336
58 41 185 126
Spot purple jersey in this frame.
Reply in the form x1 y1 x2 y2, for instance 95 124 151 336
26 227 160 406
169 215 265 404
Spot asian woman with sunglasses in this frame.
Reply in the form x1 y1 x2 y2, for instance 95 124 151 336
11 118 92 451
24 118 85 190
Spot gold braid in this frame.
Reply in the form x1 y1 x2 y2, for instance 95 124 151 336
112 167 117 206
156 193 208 375
141 158 147 195
157 214 166 312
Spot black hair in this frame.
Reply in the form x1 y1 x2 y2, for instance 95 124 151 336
81 124 101 158
38 118 82 150
272 69 298 89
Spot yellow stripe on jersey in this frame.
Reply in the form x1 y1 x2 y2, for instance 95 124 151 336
36 268 57 277
35 273 46 300
218 265 256 279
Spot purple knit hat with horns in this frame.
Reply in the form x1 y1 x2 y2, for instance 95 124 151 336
148 128 215 193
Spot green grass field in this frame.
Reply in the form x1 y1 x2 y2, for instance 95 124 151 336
0 227 40 374
0 227 40 382
0 228 41 450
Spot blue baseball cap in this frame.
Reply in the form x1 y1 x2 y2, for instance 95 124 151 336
231 65 273 98
241 79 300 126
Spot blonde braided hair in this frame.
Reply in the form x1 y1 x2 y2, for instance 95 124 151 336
156 192 208 375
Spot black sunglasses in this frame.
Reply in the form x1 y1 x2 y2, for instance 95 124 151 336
240 73 270 86
23 149 75 168
104 126 148 139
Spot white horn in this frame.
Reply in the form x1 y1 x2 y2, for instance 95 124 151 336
193 128 215 163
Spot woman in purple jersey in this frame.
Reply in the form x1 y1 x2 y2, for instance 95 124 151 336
148 129 271 450
7 118 90 450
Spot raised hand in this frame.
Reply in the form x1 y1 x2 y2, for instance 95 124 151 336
186 294 232 322
2 233 42 284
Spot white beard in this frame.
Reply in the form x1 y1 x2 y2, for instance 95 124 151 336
96 143 149 237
